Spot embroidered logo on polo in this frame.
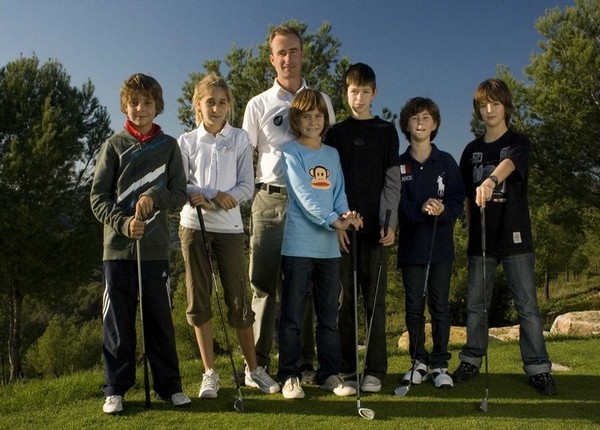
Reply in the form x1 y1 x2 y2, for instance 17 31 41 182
273 115 283 126
309 165 331 189
400 163 413 182
437 172 446 197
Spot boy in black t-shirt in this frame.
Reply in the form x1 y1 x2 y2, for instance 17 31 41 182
324 63 401 392
453 78 555 396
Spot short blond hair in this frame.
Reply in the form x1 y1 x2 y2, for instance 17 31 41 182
270 25 303 50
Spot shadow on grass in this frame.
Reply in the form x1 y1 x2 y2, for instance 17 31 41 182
115 373 599 425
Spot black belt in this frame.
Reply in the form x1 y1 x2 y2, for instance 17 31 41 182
257 183 287 195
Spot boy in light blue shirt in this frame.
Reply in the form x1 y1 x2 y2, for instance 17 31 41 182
277 89 362 399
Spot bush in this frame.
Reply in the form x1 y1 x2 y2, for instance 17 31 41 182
24 315 101 378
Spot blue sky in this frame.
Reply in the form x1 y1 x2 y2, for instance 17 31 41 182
0 0 574 160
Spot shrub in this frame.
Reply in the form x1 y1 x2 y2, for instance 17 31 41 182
25 315 101 378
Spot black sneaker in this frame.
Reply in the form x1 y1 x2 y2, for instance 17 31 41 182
452 361 480 383
529 372 556 395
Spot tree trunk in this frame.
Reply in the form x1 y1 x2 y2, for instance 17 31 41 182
544 270 550 301
8 279 23 382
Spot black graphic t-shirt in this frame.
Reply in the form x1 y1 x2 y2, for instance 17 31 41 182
459 130 533 257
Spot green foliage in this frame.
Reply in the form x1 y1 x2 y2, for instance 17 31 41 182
24 315 101 378
523 0 600 207
0 55 111 380
530 200 584 283
177 20 352 130
579 207 600 275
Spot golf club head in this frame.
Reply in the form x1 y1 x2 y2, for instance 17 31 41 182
358 407 375 420
394 384 411 397
234 397 244 413
479 398 488 413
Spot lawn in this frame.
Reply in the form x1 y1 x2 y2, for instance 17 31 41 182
1 336 599 430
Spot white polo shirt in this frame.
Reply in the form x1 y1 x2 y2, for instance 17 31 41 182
242 79 335 187
178 122 254 234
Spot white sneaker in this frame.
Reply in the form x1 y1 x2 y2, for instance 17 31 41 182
199 369 220 399
402 360 429 385
361 375 382 393
246 366 280 394
282 376 305 399
320 375 357 397
432 368 454 389
103 395 123 414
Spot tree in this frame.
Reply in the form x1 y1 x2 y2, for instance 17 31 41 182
178 20 352 131
523 0 600 208
0 55 111 382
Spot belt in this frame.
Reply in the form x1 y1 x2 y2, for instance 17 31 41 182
257 183 287 195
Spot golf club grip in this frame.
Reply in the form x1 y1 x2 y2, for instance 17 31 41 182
480 207 485 252
383 209 391 236
426 215 439 261
351 227 357 269
196 206 212 258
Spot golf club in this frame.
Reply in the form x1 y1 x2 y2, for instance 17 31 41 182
395 215 439 397
352 228 375 420
359 209 391 388
196 206 244 413
136 237 151 408
479 206 489 413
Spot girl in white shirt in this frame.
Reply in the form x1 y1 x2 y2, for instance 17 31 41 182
178 73 279 399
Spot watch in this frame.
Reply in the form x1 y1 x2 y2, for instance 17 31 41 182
489 175 499 187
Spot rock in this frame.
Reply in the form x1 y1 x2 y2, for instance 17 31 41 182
550 310 600 336
397 323 552 350
398 325 467 350
551 363 571 372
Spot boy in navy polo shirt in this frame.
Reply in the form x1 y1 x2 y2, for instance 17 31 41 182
396 97 464 389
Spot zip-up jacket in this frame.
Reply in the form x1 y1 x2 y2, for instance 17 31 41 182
90 129 187 261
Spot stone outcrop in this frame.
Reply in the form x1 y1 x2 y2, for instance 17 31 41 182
550 310 600 336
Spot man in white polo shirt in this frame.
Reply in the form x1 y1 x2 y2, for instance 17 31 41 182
242 25 335 383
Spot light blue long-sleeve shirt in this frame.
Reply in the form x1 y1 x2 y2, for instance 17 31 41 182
281 141 349 258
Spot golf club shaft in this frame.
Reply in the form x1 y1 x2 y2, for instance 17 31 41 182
480 207 489 411
352 227 360 404
407 215 438 387
196 206 244 400
136 239 151 408
360 209 391 383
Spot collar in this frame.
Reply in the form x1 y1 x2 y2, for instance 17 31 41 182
404 143 442 164
197 122 232 140
272 78 308 97
125 119 161 143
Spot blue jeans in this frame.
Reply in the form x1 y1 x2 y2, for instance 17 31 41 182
402 262 452 369
459 252 551 376
278 256 341 383
249 190 315 370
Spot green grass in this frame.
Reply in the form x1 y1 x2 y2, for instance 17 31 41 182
2 336 599 430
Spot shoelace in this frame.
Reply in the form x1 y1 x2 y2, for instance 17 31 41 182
533 373 551 382
203 373 218 390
